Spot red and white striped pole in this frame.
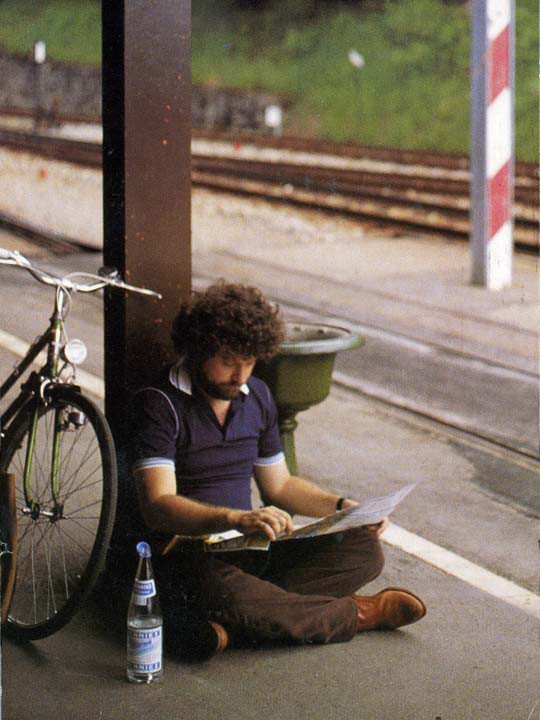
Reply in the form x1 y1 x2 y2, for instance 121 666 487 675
470 0 514 289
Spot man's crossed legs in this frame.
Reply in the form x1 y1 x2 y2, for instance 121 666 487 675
156 526 425 657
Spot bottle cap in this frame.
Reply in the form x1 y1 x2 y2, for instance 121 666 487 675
136 541 151 558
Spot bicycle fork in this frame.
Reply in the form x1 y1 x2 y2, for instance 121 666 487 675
22 404 63 522
21 292 70 522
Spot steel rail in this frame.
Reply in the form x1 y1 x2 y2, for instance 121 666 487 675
190 156 536 222
192 154 536 199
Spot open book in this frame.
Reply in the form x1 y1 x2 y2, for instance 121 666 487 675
198 483 417 552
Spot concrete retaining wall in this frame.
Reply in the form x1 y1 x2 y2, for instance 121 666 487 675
1 51 101 118
0 50 284 131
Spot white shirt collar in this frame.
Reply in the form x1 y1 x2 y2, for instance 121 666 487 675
168 358 250 396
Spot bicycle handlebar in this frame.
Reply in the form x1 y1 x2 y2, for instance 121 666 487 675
0 248 162 299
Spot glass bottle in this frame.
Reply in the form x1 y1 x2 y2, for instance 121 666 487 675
126 541 163 683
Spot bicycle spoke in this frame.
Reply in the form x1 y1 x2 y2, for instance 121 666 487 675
16 522 54 590
59 438 102 502
26 520 54 624
52 521 95 558
64 497 102 516
14 516 34 549
32 412 52 505
59 440 101 495
57 524 70 601
57 418 97 475
44 532 56 619
15 522 53 572
30 536 37 623
15 520 77 624
61 462 102 500
25 448 47 509
58 521 98 548
63 481 103 518
13 515 99 624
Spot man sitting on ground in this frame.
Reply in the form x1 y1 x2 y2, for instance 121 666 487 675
130 282 426 658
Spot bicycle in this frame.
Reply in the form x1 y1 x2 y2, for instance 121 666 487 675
0 248 161 641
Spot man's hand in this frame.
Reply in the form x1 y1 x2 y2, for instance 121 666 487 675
340 498 359 510
227 506 294 542
339 500 388 536
364 517 389 536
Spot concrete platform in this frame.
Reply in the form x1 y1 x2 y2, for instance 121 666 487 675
1 215 539 719
3 543 538 720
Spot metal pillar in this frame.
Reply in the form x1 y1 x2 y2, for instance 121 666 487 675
470 0 514 290
102 0 192 442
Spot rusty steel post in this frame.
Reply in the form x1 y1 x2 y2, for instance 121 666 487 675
102 0 192 441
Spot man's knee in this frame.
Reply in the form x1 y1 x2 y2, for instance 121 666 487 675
368 536 385 581
341 526 385 582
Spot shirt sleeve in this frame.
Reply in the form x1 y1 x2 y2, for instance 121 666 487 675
253 380 285 468
129 387 179 474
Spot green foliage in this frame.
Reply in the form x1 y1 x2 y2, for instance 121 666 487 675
0 0 537 160
514 1 539 162
191 0 537 160
0 0 101 64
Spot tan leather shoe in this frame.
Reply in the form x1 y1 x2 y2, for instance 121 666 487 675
209 621 229 653
354 587 426 632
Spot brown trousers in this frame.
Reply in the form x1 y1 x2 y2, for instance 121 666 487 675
155 526 384 648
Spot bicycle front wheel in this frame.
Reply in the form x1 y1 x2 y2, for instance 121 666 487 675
0 388 117 641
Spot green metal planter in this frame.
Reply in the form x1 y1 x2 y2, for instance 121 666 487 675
255 322 364 474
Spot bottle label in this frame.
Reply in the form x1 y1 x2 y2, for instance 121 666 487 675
127 626 162 674
133 579 156 605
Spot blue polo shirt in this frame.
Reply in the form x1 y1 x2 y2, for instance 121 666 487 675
130 361 285 510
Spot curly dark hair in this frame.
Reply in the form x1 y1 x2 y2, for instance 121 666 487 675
171 282 285 363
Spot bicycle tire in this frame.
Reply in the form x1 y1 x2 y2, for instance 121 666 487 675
0 387 117 641
0 472 17 624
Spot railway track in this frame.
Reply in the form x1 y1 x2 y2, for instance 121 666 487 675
1 106 534 176
193 126 538 180
0 125 537 251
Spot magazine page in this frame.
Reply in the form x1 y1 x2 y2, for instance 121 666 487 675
284 483 416 540
204 483 417 552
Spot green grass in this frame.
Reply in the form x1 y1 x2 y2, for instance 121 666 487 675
0 0 100 65
192 0 538 161
0 0 537 161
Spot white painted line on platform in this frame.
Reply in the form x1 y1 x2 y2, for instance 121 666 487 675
1 327 538 618
0 329 105 399
384 522 540 619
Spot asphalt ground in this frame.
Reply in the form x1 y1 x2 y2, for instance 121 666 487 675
0 227 539 719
